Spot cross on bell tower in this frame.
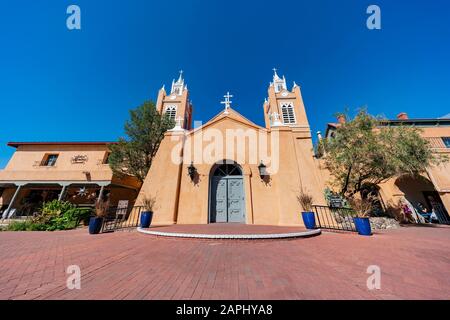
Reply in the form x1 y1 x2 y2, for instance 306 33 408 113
171 70 185 96
156 70 193 130
221 92 233 114
271 67 287 93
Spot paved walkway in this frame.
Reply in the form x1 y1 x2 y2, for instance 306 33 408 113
0 225 449 300
144 224 310 235
138 224 320 240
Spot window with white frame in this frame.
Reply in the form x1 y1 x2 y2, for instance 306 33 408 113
164 106 177 121
281 103 296 124
41 154 59 167
443 137 450 148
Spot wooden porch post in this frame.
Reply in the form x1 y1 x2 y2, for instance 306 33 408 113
58 184 70 201
97 185 105 204
2 184 24 220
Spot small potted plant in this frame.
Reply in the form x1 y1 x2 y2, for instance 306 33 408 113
348 197 373 236
140 196 156 229
297 191 316 229
89 199 109 235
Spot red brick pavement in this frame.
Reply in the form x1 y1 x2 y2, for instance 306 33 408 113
144 224 309 235
0 225 449 300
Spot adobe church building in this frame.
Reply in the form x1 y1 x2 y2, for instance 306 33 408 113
135 71 327 226
1 70 448 226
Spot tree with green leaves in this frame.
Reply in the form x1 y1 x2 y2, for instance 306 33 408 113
108 101 175 182
321 109 447 199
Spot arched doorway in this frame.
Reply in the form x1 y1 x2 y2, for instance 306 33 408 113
360 183 386 216
395 175 450 224
209 161 246 223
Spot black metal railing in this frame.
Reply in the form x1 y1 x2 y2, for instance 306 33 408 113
312 205 358 232
101 206 144 233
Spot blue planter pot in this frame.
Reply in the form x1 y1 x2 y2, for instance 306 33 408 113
301 212 316 230
353 217 372 236
89 217 103 235
140 211 154 228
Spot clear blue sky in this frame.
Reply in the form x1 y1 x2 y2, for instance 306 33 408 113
1 0 449 168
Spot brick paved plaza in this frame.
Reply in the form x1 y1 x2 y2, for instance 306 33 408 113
0 225 449 300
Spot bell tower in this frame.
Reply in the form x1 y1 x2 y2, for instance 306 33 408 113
156 71 193 130
263 69 310 130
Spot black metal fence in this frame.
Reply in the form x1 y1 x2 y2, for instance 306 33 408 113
312 205 358 232
101 206 144 233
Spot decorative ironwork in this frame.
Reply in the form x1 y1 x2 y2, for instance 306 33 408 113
312 205 358 232
213 163 242 177
71 155 88 164
101 206 144 233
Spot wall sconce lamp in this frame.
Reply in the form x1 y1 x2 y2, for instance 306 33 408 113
188 162 197 181
258 161 268 179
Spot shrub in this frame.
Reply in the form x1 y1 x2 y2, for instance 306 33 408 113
7 200 93 232
6 220 46 231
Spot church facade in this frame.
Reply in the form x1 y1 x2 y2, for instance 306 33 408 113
135 71 327 226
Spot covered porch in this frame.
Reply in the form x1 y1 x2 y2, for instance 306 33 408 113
378 174 450 225
0 180 138 220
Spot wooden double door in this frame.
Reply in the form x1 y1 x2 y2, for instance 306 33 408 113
210 176 245 223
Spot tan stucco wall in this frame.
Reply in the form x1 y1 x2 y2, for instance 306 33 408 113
0 144 113 182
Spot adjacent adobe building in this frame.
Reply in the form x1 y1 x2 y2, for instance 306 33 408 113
324 113 450 219
0 142 141 219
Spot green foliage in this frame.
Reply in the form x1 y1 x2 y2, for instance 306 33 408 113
7 200 92 232
322 109 447 199
323 187 350 208
6 220 46 232
109 101 175 182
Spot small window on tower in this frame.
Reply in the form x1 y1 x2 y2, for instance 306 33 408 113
164 106 177 122
281 103 296 124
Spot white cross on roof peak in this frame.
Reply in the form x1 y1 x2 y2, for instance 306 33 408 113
221 92 233 114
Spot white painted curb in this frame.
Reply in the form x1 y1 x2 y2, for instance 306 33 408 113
137 227 321 240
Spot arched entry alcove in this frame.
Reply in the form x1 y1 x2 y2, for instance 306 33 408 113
395 175 449 223
209 161 246 223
